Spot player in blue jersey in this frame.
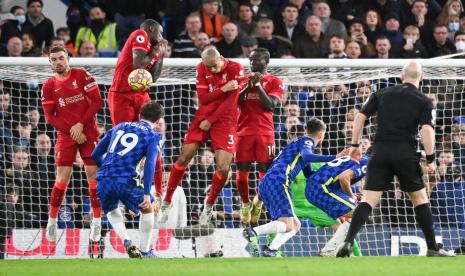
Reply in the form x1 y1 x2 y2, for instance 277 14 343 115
243 118 347 257
91 101 163 258
306 153 368 256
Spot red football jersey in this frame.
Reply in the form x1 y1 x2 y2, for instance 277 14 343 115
109 29 160 93
237 74 283 136
195 59 247 127
41 68 101 137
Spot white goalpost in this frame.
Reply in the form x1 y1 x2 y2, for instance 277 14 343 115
1 58 464 258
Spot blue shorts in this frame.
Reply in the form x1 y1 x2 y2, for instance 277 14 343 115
97 177 153 215
305 180 357 220
258 169 295 220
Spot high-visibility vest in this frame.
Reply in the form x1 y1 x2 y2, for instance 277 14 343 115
75 23 118 57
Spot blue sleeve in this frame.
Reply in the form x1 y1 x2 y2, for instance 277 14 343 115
142 137 159 195
301 147 336 163
91 129 112 167
350 164 365 178
302 165 313 178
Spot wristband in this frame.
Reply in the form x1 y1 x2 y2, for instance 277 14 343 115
350 144 360 147
255 82 261 87
426 154 435 164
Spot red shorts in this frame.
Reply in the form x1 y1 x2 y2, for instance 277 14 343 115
184 117 237 153
235 135 275 163
108 91 150 125
55 133 99 166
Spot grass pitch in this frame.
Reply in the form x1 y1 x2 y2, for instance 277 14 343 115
1 256 463 276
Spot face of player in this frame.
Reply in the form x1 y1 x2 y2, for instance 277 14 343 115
360 138 371 154
204 56 225 74
149 25 164 46
249 51 267 73
49 50 70 74
314 129 326 145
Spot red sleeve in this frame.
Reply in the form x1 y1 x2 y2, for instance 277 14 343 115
41 80 71 133
206 63 245 124
131 29 151 52
267 77 283 100
196 63 225 105
79 70 102 124
153 154 163 196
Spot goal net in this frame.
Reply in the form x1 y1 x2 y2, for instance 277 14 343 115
1 58 464 258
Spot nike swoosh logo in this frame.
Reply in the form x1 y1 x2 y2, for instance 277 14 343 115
54 87 62 92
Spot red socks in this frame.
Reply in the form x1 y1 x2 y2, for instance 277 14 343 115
236 170 250 203
206 171 227 205
154 155 163 197
258 171 265 182
88 181 102 218
49 182 68 218
164 161 187 203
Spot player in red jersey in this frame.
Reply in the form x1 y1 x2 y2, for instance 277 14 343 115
41 47 103 242
159 46 247 225
108 19 165 207
236 48 283 225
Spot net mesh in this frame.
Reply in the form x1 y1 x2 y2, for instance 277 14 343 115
1 60 465 258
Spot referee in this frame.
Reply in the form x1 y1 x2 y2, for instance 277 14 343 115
336 61 455 257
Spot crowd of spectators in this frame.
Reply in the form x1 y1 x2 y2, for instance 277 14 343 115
1 0 465 238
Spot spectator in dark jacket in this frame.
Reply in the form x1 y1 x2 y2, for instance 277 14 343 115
426 24 457 57
292 16 326 58
256 18 292 58
0 6 25 46
401 25 429 58
21 32 41 57
273 3 305 44
214 22 242 58
21 0 54 48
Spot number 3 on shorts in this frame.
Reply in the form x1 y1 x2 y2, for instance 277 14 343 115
228 134 234 145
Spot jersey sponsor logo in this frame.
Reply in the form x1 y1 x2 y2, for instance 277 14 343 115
54 87 62 92
58 98 65 107
246 93 260 100
136 35 145 43
64 94 85 105
84 82 97 90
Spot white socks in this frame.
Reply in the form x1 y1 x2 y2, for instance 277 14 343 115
269 230 297 251
107 208 129 241
253 220 287 235
321 221 350 253
139 213 155 253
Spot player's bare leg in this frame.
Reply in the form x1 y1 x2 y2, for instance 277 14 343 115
46 166 73 242
408 189 455 257
200 149 233 225
336 190 382 257
236 162 253 224
159 142 200 223
140 205 156 258
85 165 102 242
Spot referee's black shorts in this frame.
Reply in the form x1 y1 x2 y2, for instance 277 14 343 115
364 142 425 192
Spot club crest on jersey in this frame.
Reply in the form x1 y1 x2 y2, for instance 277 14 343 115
58 98 65 107
136 35 145 43
72 80 78 89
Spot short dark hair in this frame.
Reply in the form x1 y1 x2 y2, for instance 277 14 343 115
140 19 161 30
27 0 43 8
306 118 326 134
50 37 65 44
250 47 270 63
140 101 164 122
56 27 70 36
10 5 25 14
288 124 305 137
49 46 68 55
282 3 299 12
454 31 465 39
6 185 20 196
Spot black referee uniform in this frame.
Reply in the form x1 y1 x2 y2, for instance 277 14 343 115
360 82 434 192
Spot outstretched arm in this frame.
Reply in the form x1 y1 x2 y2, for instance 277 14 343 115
338 169 357 199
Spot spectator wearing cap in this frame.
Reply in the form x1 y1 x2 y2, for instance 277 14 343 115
348 17 375 57
454 31 465 52
78 41 97 57
363 9 383 45
312 2 348 40
200 0 230 42
249 0 274 22
426 24 457 57
256 18 292 58
0 6 25 46
172 13 202 58
382 13 404 50
214 22 242 58
293 15 326 58
21 0 54 48
401 25 428 58
239 36 258 58
273 3 305 44
236 2 259 38
21 32 41 57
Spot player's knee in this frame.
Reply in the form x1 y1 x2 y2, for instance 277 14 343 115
141 206 154 214
177 155 190 166
216 164 230 177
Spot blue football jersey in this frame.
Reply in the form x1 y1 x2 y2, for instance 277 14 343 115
269 136 335 186
93 121 161 181
309 155 369 188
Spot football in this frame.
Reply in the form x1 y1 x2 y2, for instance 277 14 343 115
128 68 153 91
